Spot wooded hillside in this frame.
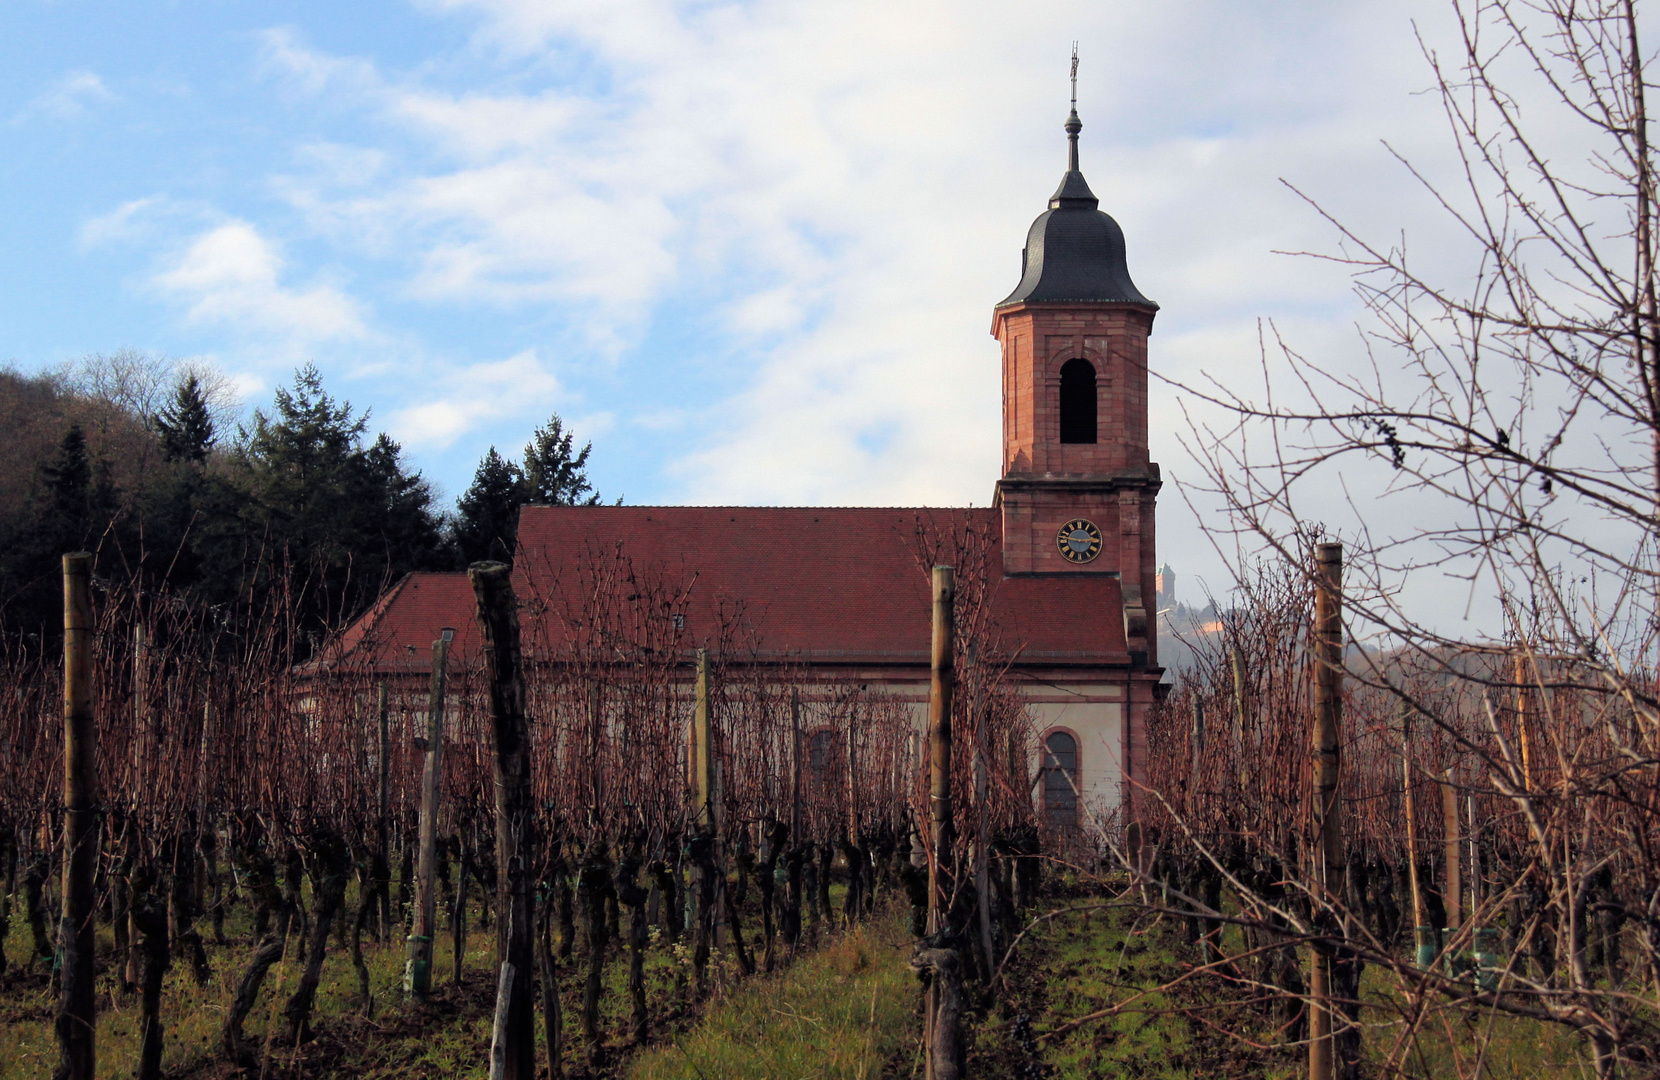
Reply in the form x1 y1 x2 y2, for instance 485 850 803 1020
0 355 495 648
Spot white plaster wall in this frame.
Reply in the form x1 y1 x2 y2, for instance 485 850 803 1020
891 688 1125 828
1028 697 1123 827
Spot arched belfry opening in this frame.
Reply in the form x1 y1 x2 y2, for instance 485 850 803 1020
1059 358 1097 444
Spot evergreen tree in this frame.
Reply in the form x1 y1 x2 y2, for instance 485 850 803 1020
522 415 602 506
38 422 119 552
155 374 216 463
361 433 450 572
453 447 525 565
41 424 92 523
227 365 450 634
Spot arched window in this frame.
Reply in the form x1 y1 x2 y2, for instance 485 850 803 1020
1042 730 1080 829
1058 358 1097 444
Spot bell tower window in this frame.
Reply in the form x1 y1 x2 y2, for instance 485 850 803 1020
1059 358 1097 443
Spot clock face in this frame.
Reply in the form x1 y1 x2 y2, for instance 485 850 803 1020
1057 519 1103 564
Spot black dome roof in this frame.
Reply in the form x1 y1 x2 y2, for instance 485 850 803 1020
998 109 1156 310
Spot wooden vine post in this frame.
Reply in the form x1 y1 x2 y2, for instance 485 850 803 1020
694 649 714 829
57 552 97 1080
1308 542 1347 1080
846 699 859 848
470 561 537 1080
917 564 962 1080
790 686 802 850
1189 699 1206 799
1514 648 1534 791
1442 769 1462 939
969 643 996 979
376 681 392 935
690 648 721 982
1232 646 1249 789
406 627 452 999
927 565 956 930
1399 700 1432 967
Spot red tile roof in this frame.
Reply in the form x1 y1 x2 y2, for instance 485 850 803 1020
330 506 1129 672
327 571 487 673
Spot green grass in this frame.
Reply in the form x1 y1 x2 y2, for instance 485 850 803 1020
972 892 1299 1080
0 881 900 1079
972 878 1606 1079
8 871 1596 1079
1359 960 1590 1078
0 895 493 1079
626 911 919 1080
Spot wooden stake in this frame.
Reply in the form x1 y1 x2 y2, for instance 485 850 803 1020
1399 702 1425 928
1442 769 1461 934
57 552 97 1080
470 561 536 1080
925 565 956 1080
126 625 146 990
927 565 956 932
1514 649 1534 792
1232 646 1249 789
406 629 451 999
790 687 802 848
132 623 151 800
694 649 714 830
846 699 858 850
1467 792 1481 912
1308 542 1345 1080
970 644 996 979
377 682 391 937
1189 699 1206 798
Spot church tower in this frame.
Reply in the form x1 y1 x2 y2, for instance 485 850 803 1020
993 91 1160 667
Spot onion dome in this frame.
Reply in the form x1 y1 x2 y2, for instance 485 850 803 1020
998 105 1156 309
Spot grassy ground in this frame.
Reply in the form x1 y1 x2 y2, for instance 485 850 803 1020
0 890 513 1079
0 883 880 1079
970 876 1598 1079
0 882 903 1075
970 887 1300 1079
626 911 919 1080
2 873 1601 1079
1358 961 1587 1078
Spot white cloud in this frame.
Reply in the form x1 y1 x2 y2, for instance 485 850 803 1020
234 0 1561 631
153 222 369 342
386 349 564 450
15 70 115 122
257 27 378 96
79 197 165 248
260 2 1457 504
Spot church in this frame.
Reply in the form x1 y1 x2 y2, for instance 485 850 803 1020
331 99 1164 831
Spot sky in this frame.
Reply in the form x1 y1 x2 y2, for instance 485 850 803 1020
2 0 1526 623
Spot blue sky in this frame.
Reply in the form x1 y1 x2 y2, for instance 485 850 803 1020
5 0 1510 617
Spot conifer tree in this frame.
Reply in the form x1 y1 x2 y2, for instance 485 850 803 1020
228 365 449 633
453 447 524 565
37 422 119 556
522 415 601 506
155 374 216 464
42 424 92 522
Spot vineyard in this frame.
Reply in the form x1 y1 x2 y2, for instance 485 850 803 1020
0 536 1055 1080
8 524 1660 1080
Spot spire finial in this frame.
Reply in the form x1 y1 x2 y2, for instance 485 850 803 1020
1070 41 1079 111
1066 42 1082 173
